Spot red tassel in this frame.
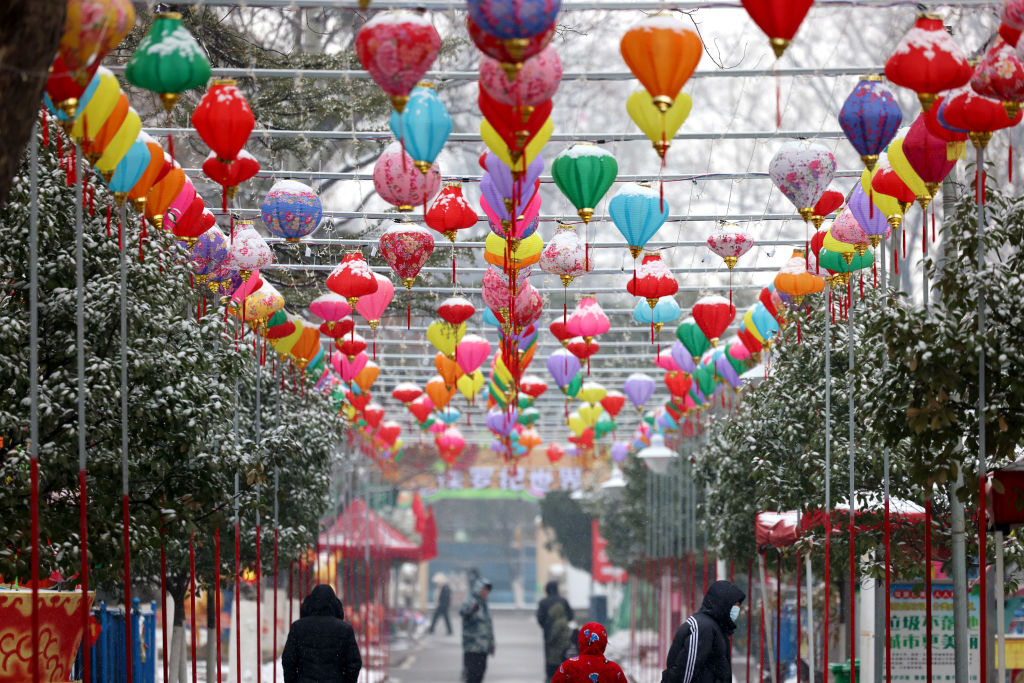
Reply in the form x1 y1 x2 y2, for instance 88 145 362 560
168 133 174 162
407 303 411 330
56 127 63 159
804 241 809 270
139 217 148 262
859 272 864 299
88 181 94 216
932 208 936 243
982 171 987 205
902 227 906 259
105 205 112 237
894 237 900 275
117 214 123 251
797 318 801 344
41 110 49 147
1010 144 1014 184
873 262 877 288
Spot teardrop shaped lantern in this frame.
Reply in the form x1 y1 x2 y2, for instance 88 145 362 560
626 89 692 160
327 250 379 308
706 223 754 270
620 13 702 113
373 142 441 211
125 10 211 111
838 76 903 171
739 0 814 59
355 11 441 113
379 222 435 289
550 143 618 224
388 83 452 174
768 141 837 222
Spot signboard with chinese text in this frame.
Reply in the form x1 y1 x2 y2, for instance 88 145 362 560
890 583 979 683
591 518 628 583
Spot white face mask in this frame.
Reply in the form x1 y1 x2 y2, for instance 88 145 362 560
729 605 741 622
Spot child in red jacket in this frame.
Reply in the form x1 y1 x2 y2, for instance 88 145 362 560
550 621 626 683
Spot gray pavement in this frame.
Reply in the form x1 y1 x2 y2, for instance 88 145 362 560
390 609 549 683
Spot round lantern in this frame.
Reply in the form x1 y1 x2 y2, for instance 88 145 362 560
327 250 379 308
626 251 678 308
107 137 151 207
260 180 322 242
467 16 555 80
467 0 561 47
226 220 273 280
739 0 814 58
145 165 185 230
354 11 441 113
943 83 1023 148
379 222 435 289
124 10 211 111
550 144 618 224
633 297 682 335
768 141 837 222
773 251 826 305
706 223 754 270
203 149 260 202
609 183 670 258
45 55 100 127
480 45 561 109
972 39 1024 119
169 195 216 247
902 114 957 199
887 137 932 209
830 208 870 257
620 14 702 113
884 13 972 112
192 79 256 163
373 142 441 211
540 225 590 287
838 76 903 170
388 83 452 174
438 296 476 326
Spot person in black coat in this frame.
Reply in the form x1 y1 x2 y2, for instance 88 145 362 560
662 580 746 683
536 580 575 680
429 574 452 635
282 584 362 683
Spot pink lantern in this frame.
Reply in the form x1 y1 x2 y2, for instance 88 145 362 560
338 352 369 382
226 220 273 280
830 208 872 256
437 427 466 464
706 224 754 270
565 295 610 340
165 176 197 232
310 292 352 324
655 348 681 372
456 334 491 375
480 189 542 240
479 45 562 108
373 142 441 211
768 141 837 221
482 267 514 313
354 272 395 331
379 222 435 289
512 283 543 328
972 38 1024 119
354 11 441 113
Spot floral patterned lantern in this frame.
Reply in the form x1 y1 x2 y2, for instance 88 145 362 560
261 180 322 242
884 13 972 112
327 250 379 308
467 16 555 80
467 0 561 55
540 225 590 287
373 142 441 211
355 11 441 113
768 141 837 222
706 223 754 270
190 226 229 287
60 0 135 86
626 251 678 309
838 76 903 170
125 10 210 111
379 222 435 289
830 208 870 257
226 220 273 281
479 45 561 111
974 39 1024 120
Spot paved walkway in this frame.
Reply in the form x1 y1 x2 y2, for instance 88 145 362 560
390 609 548 683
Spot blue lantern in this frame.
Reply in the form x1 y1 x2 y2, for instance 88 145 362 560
750 304 780 344
483 307 502 328
838 77 902 170
261 179 323 242
438 406 462 424
467 0 561 40
609 183 670 258
107 137 151 202
389 84 452 174
633 297 682 329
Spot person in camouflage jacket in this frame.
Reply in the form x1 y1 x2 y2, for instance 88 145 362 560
460 578 495 683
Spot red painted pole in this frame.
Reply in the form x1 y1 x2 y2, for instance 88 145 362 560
924 500 933 683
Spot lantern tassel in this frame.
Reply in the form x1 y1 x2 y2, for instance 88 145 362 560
407 303 411 330
139 214 147 263
1009 144 1014 184
105 204 112 237
932 206 936 243
117 212 122 251
41 110 49 147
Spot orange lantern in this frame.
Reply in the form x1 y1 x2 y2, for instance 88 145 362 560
435 353 464 388
620 14 703 113
290 322 321 368
425 375 455 410
145 165 185 229
355 361 380 393
127 135 166 214
774 250 826 306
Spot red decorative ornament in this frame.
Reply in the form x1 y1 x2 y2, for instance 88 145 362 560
625 251 678 309
567 336 600 360
549 320 572 348
379 223 435 289
346 391 371 412
466 16 556 80
438 296 476 326
478 88 552 156
392 382 423 404
46 55 100 128
520 375 548 399
691 295 736 346
739 0 814 58
664 370 693 398
202 149 260 201
872 166 917 209
363 404 386 429
320 318 355 339
545 443 565 464
944 82 1023 148
264 320 296 340
599 391 626 418
377 421 402 447
191 79 255 163
337 332 368 359
970 38 1024 120
169 195 215 247
884 14 972 112
327 251 379 308
354 11 441 113
811 184 845 229
903 114 958 196
409 397 433 423
425 182 478 242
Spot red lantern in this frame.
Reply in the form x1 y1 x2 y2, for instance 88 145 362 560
872 167 917 208
943 83 1023 148
903 114 958 197
336 332 368 359
811 184 845 229
425 183 478 242
409 396 433 423
545 443 564 464
520 376 548 399
327 251 379 308
379 223 435 289
599 391 626 418
437 296 476 326
478 88 552 155
346 391 371 412
970 38 1024 120
377 421 402 447
467 16 555 80
664 370 693 398
202 149 260 201
392 383 423 404
691 295 736 346
625 251 678 308
884 14 972 112
320 318 355 339
567 337 600 360
264 320 296 340
739 0 814 58
549 320 572 348
738 327 763 355
355 11 441 113
363 404 385 429
191 79 255 163
169 196 215 247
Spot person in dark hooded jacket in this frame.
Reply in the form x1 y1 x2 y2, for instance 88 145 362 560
549 621 625 683
282 584 362 683
537 580 574 680
662 580 746 683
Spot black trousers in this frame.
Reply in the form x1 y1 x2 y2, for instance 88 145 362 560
545 662 560 681
429 606 451 634
464 652 488 683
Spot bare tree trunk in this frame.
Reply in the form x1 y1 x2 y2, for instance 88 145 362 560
170 587 187 683
0 0 66 205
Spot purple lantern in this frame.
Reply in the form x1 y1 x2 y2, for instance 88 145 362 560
547 349 581 389
670 341 697 374
838 78 903 169
847 184 892 247
610 441 629 463
623 373 656 412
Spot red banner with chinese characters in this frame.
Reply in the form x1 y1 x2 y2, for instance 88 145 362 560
591 519 627 584
0 590 94 683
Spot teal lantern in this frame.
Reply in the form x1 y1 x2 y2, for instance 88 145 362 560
107 136 150 206
633 297 682 334
551 143 618 224
609 182 669 258
125 11 211 112
389 84 452 174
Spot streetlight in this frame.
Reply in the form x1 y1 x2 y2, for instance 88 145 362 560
639 434 676 474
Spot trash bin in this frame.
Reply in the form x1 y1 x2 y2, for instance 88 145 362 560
589 595 607 623
828 659 859 683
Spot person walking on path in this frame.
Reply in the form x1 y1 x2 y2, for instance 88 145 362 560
282 584 362 683
661 580 746 683
536 580 575 680
460 577 496 683
429 572 453 635
549 621 626 683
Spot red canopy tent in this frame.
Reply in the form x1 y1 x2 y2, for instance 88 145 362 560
320 498 427 562
755 498 927 548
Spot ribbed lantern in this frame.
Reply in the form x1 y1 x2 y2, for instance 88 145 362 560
691 295 736 347
620 13 702 113
609 183 670 258
425 183 479 242
626 251 678 309
192 79 255 163
125 10 211 111
739 0 814 58
838 76 903 170
388 83 452 174
884 13 972 112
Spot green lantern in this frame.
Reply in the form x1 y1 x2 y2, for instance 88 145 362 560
266 310 287 328
125 11 211 112
565 372 584 399
694 362 717 398
550 144 618 224
518 407 540 426
675 317 710 361
818 248 874 288
594 417 617 438
517 395 534 411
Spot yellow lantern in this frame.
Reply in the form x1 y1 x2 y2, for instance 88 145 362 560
271 315 303 358
886 136 932 210
576 381 607 406
484 232 543 271
71 67 120 143
567 412 586 437
426 320 465 359
626 90 692 159
243 282 285 326
481 117 553 174
579 404 602 427
822 229 857 265
457 371 485 402
94 107 142 182
492 356 514 387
